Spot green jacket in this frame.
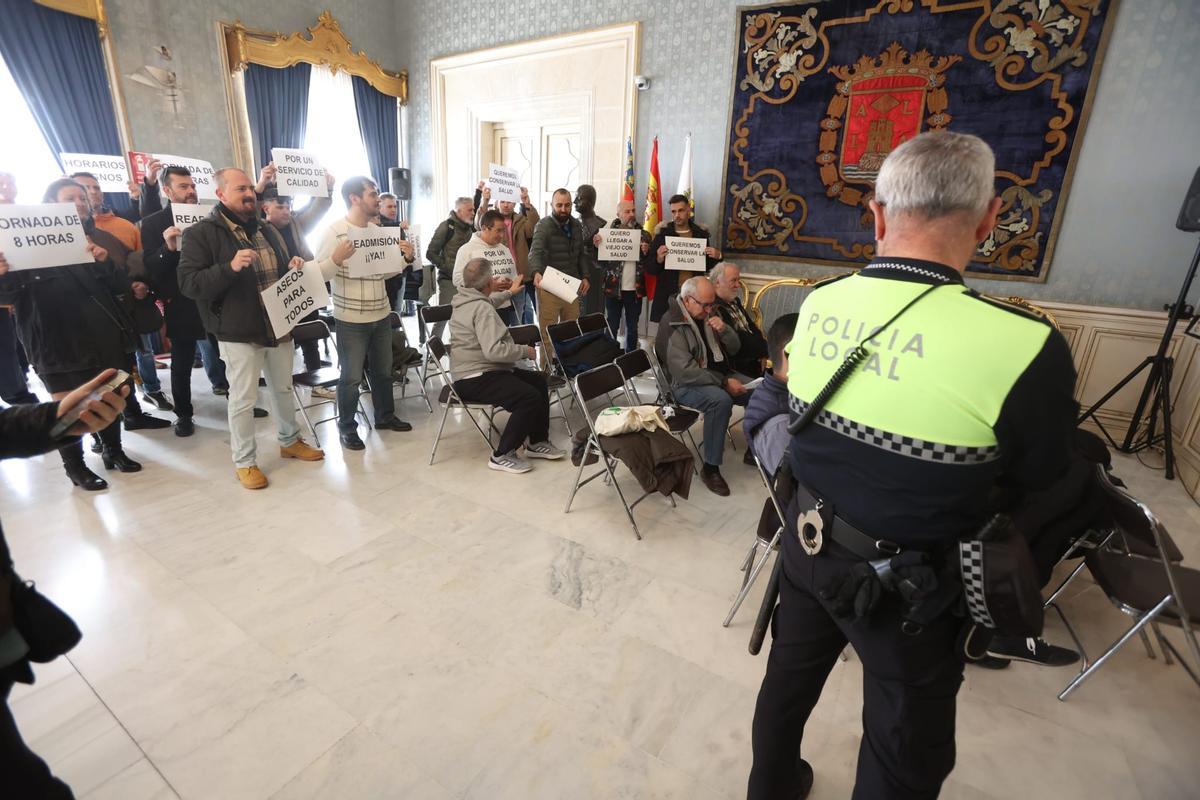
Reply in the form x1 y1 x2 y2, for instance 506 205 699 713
527 215 589 280
425 212 474 280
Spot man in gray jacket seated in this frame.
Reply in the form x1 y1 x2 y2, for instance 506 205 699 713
654 276 749 496
450 257 567 473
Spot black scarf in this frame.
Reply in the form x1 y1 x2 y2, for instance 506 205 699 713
218 202 259 237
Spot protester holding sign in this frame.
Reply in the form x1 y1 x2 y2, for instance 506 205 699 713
475 183 539 324
528 188 590 360
178 167 325 489
70 172 142 249
0 178 149 491
311 175 415 452
594 200 652 352
452 210 521 324
141 165 229 437
645 194 722 323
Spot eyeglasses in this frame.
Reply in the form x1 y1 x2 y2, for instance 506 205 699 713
687 296 716 311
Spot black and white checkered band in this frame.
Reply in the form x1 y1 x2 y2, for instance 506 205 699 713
959 540 995 628
789 396 1001 464
861 261 958 284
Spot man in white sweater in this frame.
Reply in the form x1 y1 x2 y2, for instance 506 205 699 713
453 209 521 324
311 176 415 451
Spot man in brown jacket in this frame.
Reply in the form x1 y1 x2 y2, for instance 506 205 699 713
477 183 539 324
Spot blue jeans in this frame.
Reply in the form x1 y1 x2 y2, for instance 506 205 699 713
136 333 162 393
674 383 745 467
335 317 395 433
509 287 527 325
199 335 228 390
522 284 537 324
605 291 641 352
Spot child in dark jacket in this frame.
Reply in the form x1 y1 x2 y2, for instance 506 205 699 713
742 313 799 475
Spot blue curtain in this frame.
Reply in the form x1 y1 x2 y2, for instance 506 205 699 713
351 75 399 190
244 62 312 175
0 1 130 211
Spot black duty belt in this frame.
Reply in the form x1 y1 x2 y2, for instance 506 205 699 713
794 483 905 560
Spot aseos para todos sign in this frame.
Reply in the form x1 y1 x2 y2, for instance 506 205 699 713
271 149 328 197
262 266 330 339
0 203 90 270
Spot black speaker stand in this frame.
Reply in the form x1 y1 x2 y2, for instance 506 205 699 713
1078 237 1200 480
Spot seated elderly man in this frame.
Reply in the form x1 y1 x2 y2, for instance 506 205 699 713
710 262 768 378
655 276 749 497
450 257 566 473
743 313 799 476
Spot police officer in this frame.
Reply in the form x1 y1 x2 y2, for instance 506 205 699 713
746 131 1078 799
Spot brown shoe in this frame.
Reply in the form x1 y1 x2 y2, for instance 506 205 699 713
280 439 325 461
700 468 730 497
236 466 268 490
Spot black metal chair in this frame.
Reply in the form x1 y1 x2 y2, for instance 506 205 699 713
418 303 453 391
1056 467 1200 700
509 323 573 436
290 320 371 446
724 448 786 626
615 348 701 470
388 311 431 413
565 362 678 540
424 335 500 465
578 312 608 335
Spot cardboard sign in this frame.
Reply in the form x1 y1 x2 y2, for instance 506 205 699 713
487 163 521 204
665 236 706 271
271 148 328 197
0 203 90 270
59 153 129 192
128 151 154 184
598 227 640 262
171 203 212 231
540 265 582 303
482 243 517 280
407 224 421 268
153 154 217 200
345 225 407 277
262 266 330 339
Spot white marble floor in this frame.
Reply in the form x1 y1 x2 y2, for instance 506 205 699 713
4 365 1200 799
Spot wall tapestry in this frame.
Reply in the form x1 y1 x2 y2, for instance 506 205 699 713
720 0 1116 282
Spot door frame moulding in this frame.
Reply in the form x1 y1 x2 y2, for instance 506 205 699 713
466 91 595 192
429 22 640 218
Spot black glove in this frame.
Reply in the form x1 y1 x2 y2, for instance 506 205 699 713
820 561 884 622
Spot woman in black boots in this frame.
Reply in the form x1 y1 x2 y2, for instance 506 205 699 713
0 178 144 490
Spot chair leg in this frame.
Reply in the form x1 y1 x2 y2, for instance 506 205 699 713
1059 596 1173 701
602 457 641 541
1046 601 1091 670
724 532 779 627
295 388 320 446
1043 560 1088 608
1138 627 1158 660
564 440 591 512
428 404 452 465
1152 623 1175 666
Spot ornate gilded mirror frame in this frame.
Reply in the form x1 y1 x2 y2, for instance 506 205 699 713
217 10 408 172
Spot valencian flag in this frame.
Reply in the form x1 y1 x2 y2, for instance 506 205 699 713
621 137 635 202
643 136 663 300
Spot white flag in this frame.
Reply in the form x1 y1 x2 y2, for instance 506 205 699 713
676 133 693 208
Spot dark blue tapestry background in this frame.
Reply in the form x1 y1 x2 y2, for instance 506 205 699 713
720 0 1116 282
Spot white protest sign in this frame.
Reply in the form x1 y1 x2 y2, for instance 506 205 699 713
262 266 330 339
540 265 582 303
0 204 90 270
171 203 212 231
59 153 129 192
345 225 408 277
487 163 521 204
154 154 217 200
598 227 640 262
482 243 517 280
271 148 328 197
407 225 422 269
665 235 706 271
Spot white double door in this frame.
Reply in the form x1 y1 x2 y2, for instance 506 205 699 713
490 120 582 217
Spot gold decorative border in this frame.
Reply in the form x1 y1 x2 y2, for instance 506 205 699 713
220 11 407 101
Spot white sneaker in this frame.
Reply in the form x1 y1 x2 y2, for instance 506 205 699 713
524 440 566 460
488 451 532 473
311 386 337 400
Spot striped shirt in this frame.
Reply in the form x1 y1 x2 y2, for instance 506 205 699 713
312 217 405 324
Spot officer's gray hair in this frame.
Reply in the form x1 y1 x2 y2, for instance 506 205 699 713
680 276 711 300
874 131 995 219
708 262 739 286
463 257 492 290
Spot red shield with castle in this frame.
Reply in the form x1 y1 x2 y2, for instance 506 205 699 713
840 74 928 182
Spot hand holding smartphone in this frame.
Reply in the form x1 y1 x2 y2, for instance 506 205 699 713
50 369 130 438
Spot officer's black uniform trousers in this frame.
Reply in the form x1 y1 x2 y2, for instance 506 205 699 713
747 532 964 799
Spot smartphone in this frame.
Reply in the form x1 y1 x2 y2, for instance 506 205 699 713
49 369 129 438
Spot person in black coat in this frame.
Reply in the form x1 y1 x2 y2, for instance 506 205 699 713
0 179 144 490
710 262 767 378
643 194 722 322
141 166 228 436
0 371 128 800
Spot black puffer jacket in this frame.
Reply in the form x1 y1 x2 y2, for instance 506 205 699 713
528 215 589 280
177 205 291 346
142 203 207 340
0 256 135 376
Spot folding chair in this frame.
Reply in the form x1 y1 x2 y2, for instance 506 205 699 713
418 304 453 390
724 449 786 626
388 311 432 413
578 312 608 334
565 362 678 540
509 323 573 436
615 348 701 472
1056 467 1200 700
424 335 501 465
290 320 372 446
